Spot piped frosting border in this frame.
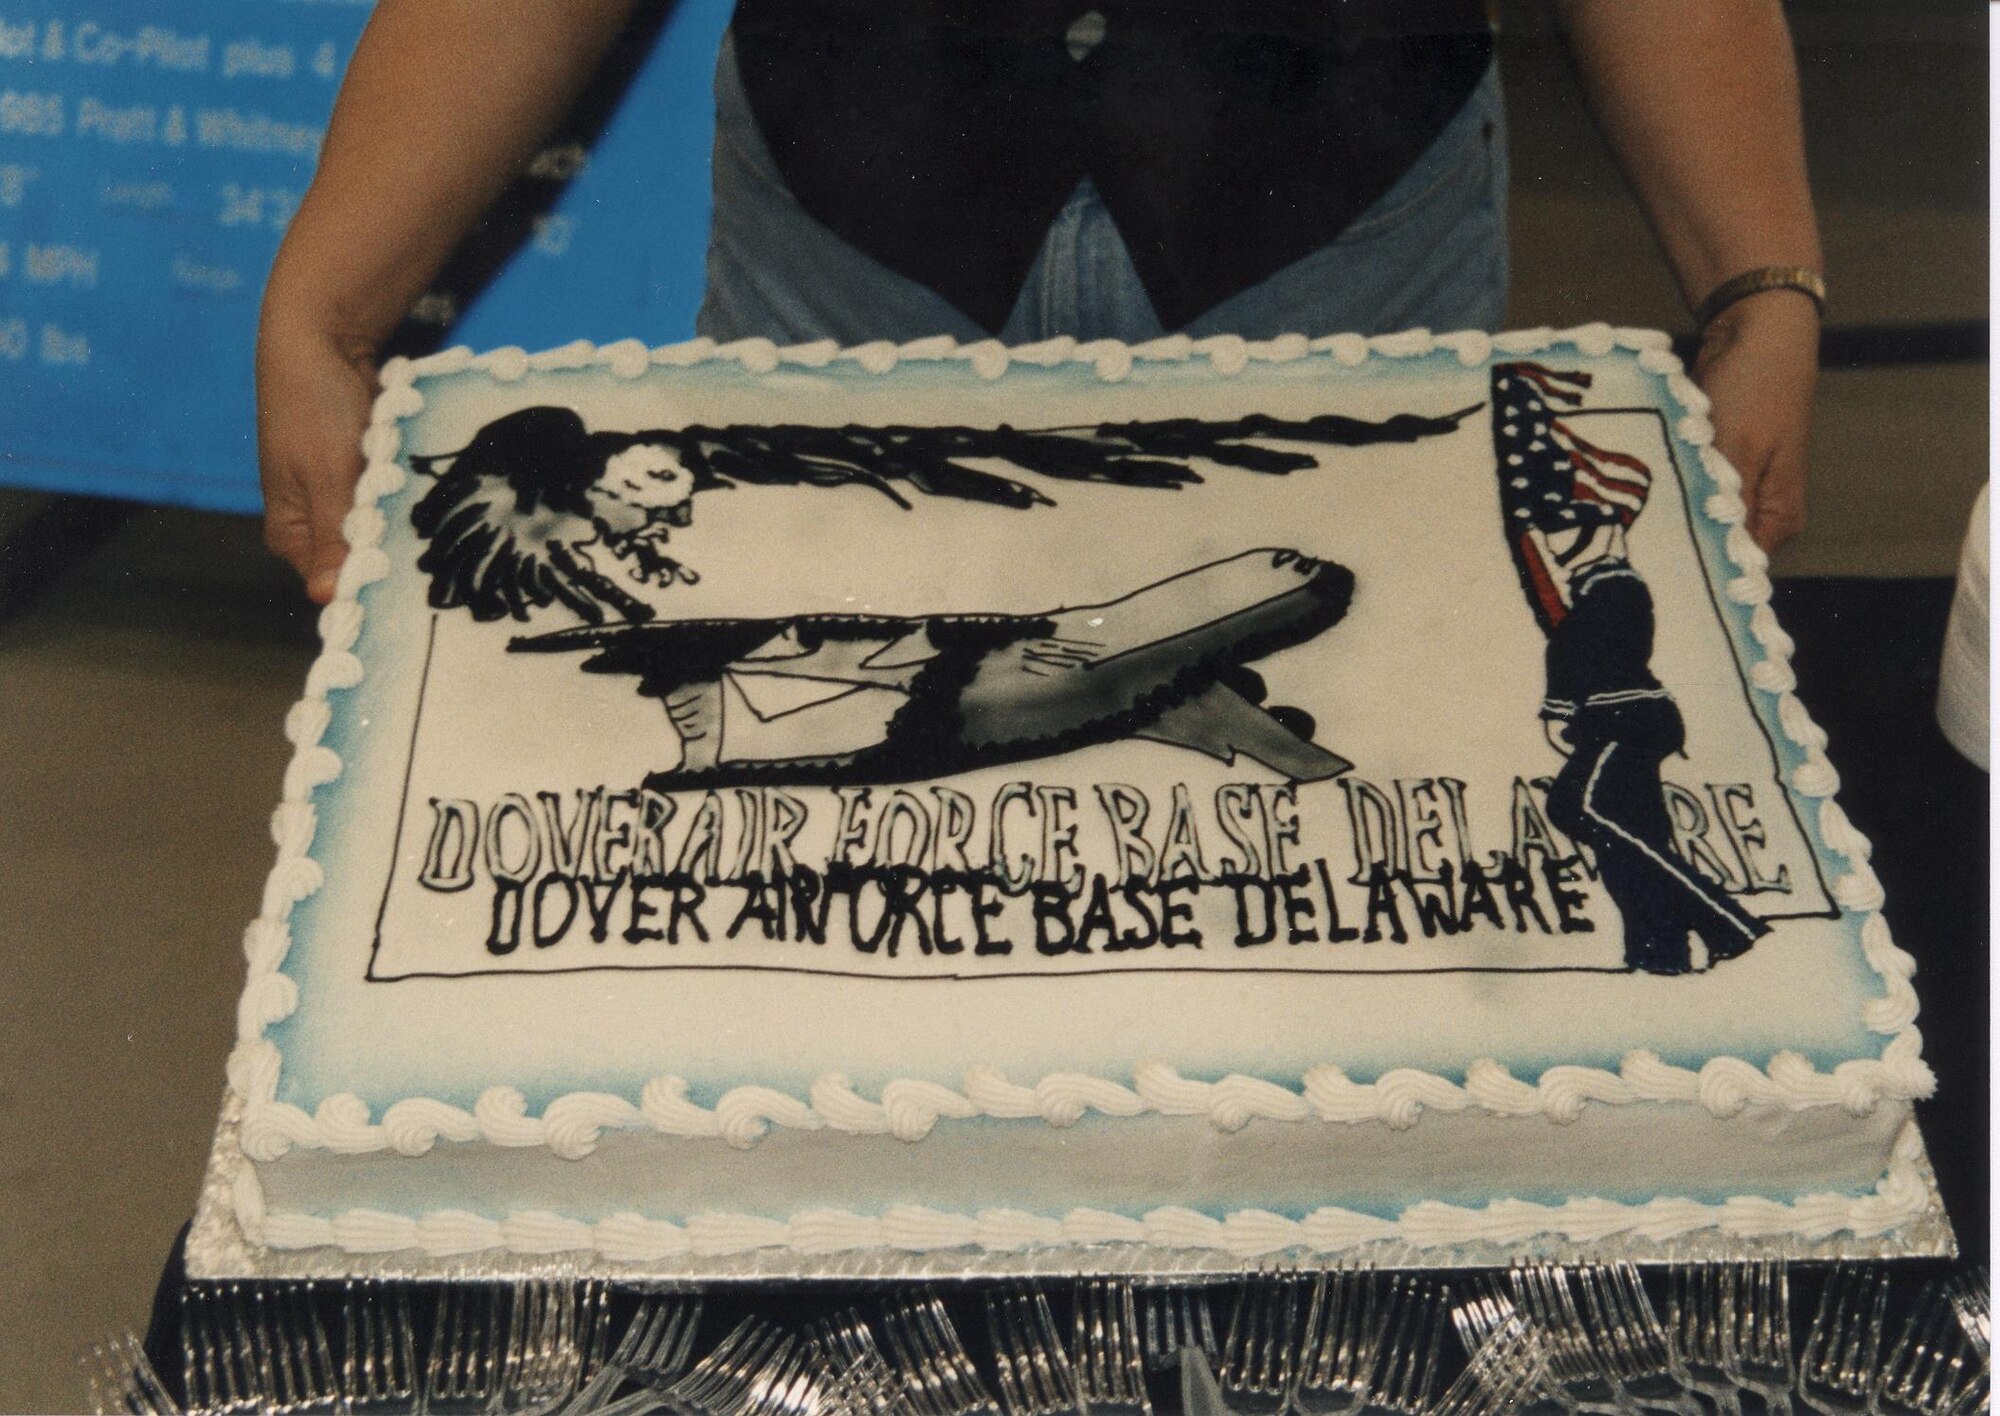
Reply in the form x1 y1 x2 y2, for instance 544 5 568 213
225 324 1935 1253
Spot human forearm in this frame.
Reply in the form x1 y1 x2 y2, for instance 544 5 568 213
1554 0 1820 309
1555 0 1821 554
258 0 638 601
264 0 639 352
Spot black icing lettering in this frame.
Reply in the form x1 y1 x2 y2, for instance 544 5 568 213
1457 856 1506 931
487 881 523 955
579 872 622 942
1115 877 1160 949
1498 855 1552 934
1230 874 1277 947
1075 875 1122 951
623 877 664 944
1397 778 1451 883
1314 858 1361 943
928 872 967 955
532 873 579 947
1277 866 1319 944
783 865 831 945
1032 881 1085 954
1543 857 1595 934
1362 863 1408 943
664 874 708 943
594 791 638 879
877 866 933 957
1403 861 1461 938
1158 876 1202 947
726 872 782 940
968 873 1013 955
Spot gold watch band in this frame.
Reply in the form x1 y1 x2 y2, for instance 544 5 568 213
1693 266 1827 331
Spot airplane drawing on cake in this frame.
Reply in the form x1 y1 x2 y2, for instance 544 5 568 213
511 549 1357 787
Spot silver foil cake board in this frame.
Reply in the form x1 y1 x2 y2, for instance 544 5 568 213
186 1090 1955 1283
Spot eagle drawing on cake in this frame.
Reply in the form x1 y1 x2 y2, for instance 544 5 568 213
408 401 1474 625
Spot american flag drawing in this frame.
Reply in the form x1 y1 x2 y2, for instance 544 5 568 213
1491 360 1657 632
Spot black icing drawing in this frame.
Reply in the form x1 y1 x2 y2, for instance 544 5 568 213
409 402 1475 624
1492 360 1767 975
510 549 1356 787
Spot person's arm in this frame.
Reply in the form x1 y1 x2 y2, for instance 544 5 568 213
1554 0 1822 553
259 0 639 601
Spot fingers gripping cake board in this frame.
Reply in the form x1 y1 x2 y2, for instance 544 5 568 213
196 325 1948 1277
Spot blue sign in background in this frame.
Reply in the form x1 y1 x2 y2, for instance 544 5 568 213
0 0 730 512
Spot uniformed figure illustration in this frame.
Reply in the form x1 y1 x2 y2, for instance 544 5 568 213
1492 361 1767 974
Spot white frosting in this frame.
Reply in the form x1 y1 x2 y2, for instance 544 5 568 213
235 1119 1932 1259
225 326 1936 1257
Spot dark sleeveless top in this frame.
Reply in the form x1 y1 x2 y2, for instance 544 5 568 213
728 0 1494 333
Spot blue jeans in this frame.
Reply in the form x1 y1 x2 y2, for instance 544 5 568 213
696 31 1508 345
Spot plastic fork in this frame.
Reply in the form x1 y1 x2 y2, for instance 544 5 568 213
426 1283 505 1413
1070 1279 1150 1416
1947 1270 1990 1363
882 1290 999 1416
1573 1263 1703 1416
1292 1268 1374 1416
1506 1264 1626 1413
570 1291 704 1414
985 1284 1081 1416
1878 1283 1984 1416
1360 1276 1448 1416
1726 1260 1795 1416
1435 1309 1556 1416
1215 1270 1304 1416
665 1317 790 1416
82 1330 181 1415
1665 1264 1745 1416
341 1279 417 1414
1798 1264 1891 1416
1139 1286 1219 1374
810 1311 911 1416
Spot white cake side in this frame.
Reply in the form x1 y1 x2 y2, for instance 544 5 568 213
222 326 1936 1261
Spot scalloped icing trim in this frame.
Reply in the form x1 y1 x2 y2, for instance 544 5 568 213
233 1119 1931 1259
227 325 1935 1251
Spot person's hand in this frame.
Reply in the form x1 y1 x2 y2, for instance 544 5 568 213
1690 291 1820 555
257 311 378 604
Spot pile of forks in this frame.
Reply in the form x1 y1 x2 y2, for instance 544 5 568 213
83 1260 1990 1416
